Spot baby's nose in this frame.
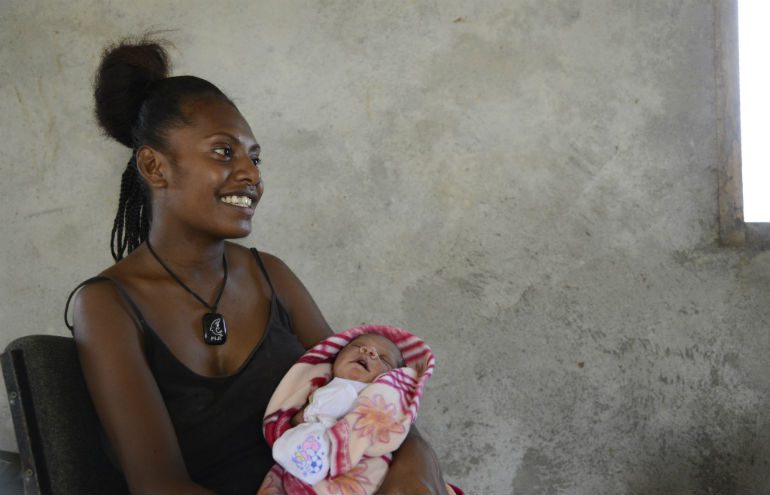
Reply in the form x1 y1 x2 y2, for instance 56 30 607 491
359 345 380 360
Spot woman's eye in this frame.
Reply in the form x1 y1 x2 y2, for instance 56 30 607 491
251 157 262 166
213 146 232 158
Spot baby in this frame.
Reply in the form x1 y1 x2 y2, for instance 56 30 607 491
272 333 405 485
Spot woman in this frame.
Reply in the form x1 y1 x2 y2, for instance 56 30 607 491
69 39 449 494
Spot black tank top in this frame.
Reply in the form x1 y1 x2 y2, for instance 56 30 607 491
66 249 306 494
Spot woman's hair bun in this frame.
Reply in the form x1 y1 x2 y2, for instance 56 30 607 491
94 38 171 148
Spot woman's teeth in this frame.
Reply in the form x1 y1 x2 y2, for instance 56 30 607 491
221 195 252 207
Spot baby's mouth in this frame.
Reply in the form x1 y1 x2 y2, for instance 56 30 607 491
354 357 369 371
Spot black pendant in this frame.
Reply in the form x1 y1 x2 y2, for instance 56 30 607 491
203 313 227 345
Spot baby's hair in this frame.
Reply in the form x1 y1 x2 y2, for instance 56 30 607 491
93 36 234 260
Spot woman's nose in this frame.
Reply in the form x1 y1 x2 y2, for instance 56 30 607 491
235 154 261 185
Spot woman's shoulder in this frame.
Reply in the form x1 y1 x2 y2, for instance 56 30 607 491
68 275 145 350
70 259 137 310
94 244 150 282
67 249 151 333
225 242 291 278
76 244 285 297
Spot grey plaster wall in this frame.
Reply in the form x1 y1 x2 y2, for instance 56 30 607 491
1 1 768 493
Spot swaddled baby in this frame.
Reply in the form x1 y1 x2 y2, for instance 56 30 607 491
258 325 461 495
273 333 405 485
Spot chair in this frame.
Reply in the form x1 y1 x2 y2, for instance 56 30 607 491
0 449 22 494
2 335 128 494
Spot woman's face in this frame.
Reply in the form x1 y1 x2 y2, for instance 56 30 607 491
332 334 403 382
154 96 263 240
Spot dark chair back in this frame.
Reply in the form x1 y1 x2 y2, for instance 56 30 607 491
2 335 128 494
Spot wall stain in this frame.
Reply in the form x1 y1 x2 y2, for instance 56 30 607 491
512 447 569 495
25 207 67 219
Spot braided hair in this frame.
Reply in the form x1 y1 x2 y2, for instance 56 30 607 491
110 154 149 260
93 37 233 260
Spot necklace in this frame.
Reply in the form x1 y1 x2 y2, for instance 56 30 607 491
146 239 229 345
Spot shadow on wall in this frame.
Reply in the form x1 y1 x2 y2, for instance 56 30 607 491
508 417 770 495
623 421 770 495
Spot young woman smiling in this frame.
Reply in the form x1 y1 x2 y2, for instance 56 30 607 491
67 39 449 494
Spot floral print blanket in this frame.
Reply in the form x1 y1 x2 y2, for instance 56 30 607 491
257 324 445 495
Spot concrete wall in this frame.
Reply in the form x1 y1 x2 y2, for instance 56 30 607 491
2 1 768 493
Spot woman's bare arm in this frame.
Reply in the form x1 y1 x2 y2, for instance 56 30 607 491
380 427 450 495
73 281 213 495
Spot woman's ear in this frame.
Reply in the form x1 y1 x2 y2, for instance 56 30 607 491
136 146 169 188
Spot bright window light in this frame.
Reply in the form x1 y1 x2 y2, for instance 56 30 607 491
739 0 770 222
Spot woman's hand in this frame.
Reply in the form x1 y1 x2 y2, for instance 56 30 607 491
379 428 449 495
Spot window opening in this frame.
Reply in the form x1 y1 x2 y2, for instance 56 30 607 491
738 0 770 222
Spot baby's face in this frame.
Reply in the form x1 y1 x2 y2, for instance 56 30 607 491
332 334 403 382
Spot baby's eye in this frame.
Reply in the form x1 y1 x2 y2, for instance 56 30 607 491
213 146 232 158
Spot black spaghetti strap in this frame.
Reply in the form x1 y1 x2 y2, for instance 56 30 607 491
65 276 107 331
64 276 148 332
250 248 275 294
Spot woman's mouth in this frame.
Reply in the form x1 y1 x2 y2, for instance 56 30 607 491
220 195 253 208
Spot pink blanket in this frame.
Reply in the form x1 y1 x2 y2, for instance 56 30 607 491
258 325 459 495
